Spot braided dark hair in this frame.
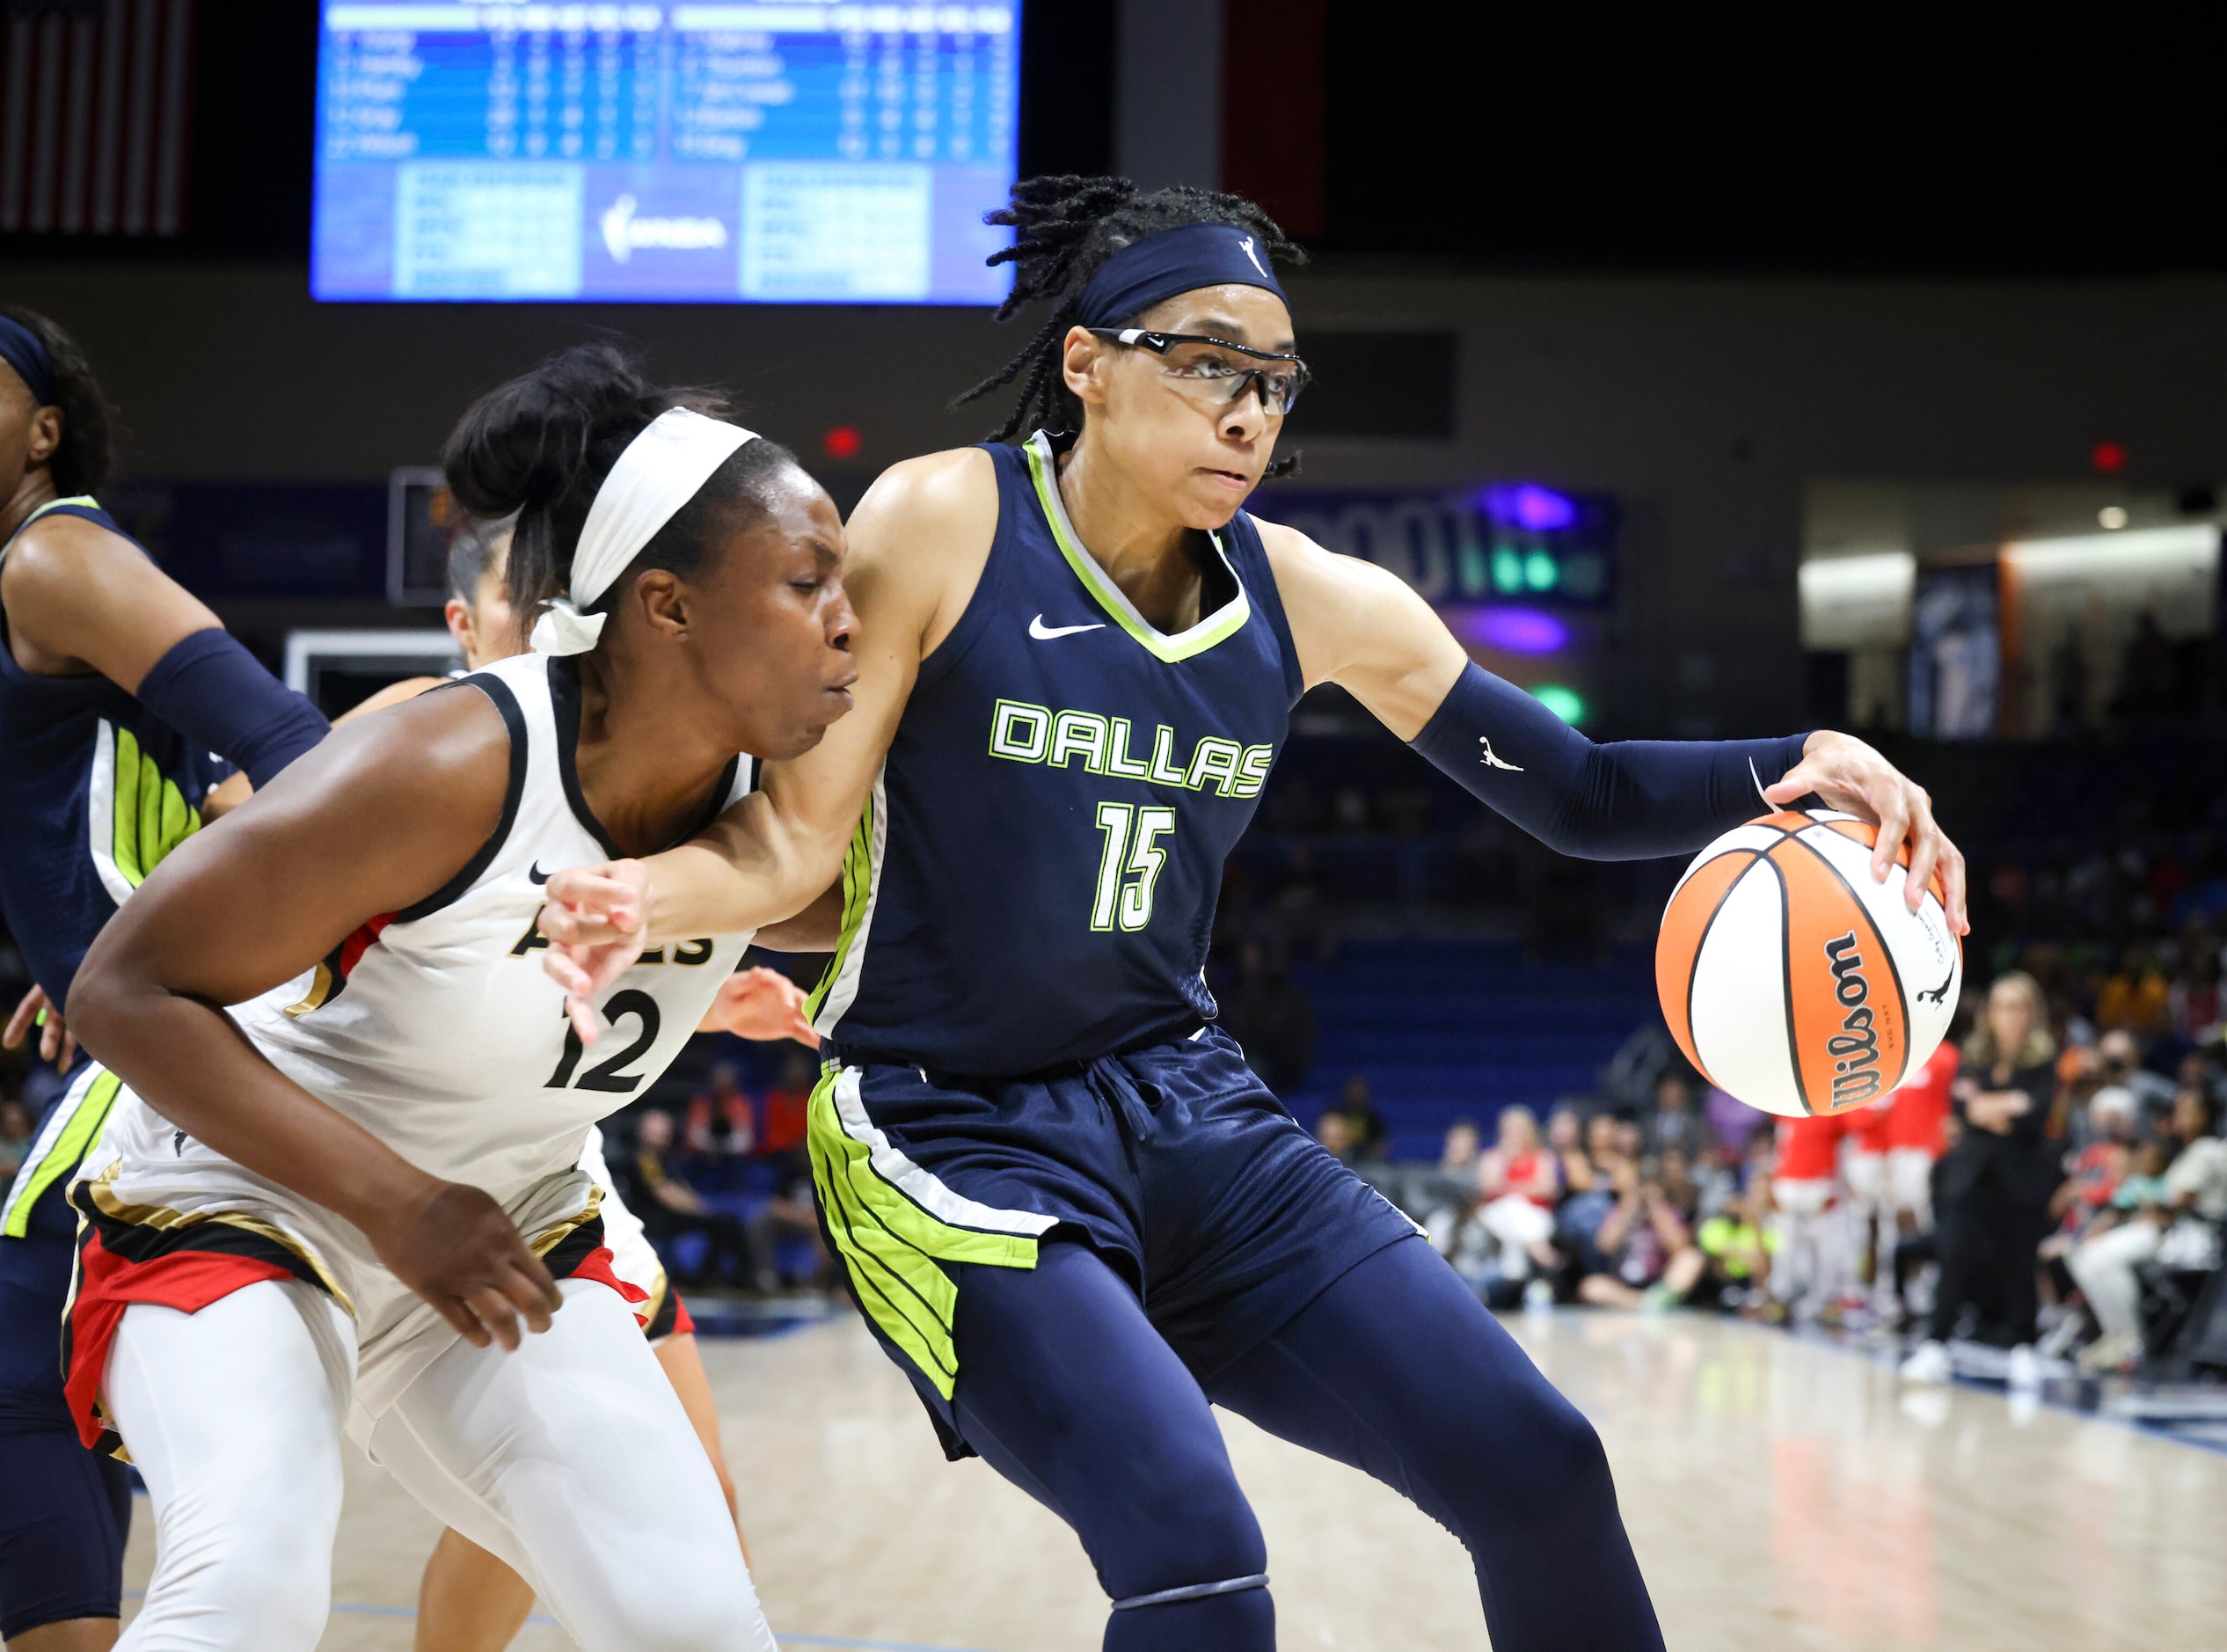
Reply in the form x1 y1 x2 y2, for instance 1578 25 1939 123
0 305 120 497
955 176 1306 466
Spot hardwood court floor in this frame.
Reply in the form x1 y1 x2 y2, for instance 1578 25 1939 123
120 1306 2227 1649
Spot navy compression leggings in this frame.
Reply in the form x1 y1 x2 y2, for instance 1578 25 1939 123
947 1237 1663 1651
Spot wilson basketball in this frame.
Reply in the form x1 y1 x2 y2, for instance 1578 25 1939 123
1656 810 1962 1118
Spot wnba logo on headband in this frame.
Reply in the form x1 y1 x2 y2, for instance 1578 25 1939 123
531 406 757 655
1076 223 1288 329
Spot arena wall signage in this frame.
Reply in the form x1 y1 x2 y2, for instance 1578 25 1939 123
1247 484 1618 610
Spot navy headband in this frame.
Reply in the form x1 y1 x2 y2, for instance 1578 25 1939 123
0 317 55 408
1075 222 1288 328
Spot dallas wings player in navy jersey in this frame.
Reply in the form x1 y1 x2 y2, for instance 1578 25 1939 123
62 346 857 1651
540 180 1969 1651
0 309 328 1652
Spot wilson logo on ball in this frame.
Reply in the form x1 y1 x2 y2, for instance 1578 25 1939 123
1656 809 1960 1119
1822 932 1882 1107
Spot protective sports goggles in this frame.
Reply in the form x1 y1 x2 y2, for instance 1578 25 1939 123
1087 328 1311 416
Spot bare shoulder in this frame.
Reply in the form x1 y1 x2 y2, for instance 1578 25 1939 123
843 446 1002 651
2 508 150 610
847 447 998 551
1251 515 1465 725
1253 515 1425 654
1 507 222 679
1254 515 1406 606
249 676 512 838
115 662 522 967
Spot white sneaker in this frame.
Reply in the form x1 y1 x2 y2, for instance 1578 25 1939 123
2006 1343 2041 1393
1899 1339 1952 1385
2077 1330 2141 1375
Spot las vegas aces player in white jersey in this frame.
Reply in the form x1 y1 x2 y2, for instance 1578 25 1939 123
344 515 834 1652
61 344 858 1652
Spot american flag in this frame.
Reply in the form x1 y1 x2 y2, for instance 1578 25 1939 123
0 0 195 237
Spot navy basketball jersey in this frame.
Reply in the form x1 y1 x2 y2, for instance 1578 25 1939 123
0 499 229 1008
810 433 1303 1075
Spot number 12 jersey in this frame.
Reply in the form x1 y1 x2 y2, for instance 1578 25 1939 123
72 649 756 1433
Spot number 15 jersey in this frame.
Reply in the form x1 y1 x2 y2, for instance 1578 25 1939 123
74 649 756 1429
809 433 1303 1076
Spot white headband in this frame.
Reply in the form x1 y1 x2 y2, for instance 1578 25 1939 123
529 406 757 654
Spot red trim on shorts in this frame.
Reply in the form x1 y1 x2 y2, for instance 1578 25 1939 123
338 913 395 978
564 1242 647 1307
65 1232 296 1449
669 1292 695 1336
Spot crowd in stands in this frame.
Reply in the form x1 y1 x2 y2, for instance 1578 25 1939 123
607 1047 831 1297
1306 891 2227 1387
1317 1063 1839 1322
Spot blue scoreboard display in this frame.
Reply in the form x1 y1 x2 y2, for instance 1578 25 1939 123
313 4 1019 303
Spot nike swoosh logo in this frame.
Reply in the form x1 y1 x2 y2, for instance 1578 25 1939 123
529 863 550 885
1030 615 1106 640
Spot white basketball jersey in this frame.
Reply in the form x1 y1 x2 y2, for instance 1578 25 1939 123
77 650 756 1428
237 650 756 1196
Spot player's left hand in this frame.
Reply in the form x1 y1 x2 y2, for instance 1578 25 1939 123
537 859 653 1041
1763 731 1968 936
3 984 77 1074
698 966 818 1046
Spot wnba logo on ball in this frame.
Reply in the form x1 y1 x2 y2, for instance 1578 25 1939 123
1822 932 1882 1106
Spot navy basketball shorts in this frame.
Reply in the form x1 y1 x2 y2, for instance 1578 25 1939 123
807 1025 1420 1456
1 1248 132 1639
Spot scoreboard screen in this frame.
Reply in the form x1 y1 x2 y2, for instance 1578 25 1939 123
313 4 1019 303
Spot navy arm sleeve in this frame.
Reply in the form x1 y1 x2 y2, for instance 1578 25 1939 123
1409 662 1809 860
133 628 330 790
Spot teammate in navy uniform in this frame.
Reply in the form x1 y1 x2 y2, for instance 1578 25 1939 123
0 308 329 1652
539 180 1969 1651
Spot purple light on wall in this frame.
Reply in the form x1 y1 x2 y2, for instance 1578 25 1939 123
1454 605 1567 654
1480 483 1579 533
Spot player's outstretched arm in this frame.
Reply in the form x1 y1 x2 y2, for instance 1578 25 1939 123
1259 522 1967 933
538 448 997 1024
66 687 565 1349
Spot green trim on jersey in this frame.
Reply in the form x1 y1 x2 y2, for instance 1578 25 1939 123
805 775 885 1032
2 1067 122 1238
806 1067 1041 1398
88 720 202 906
1021 434 1252 664
24 494 100 526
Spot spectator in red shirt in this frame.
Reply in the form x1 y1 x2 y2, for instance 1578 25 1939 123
1886 1038 1960 1224
756 1049 815 1162
1770 1112 1847 1320
1475 1106 1561 1283
684 1063 755 1161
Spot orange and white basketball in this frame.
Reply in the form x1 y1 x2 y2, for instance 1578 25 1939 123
1655 810 1961 1118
